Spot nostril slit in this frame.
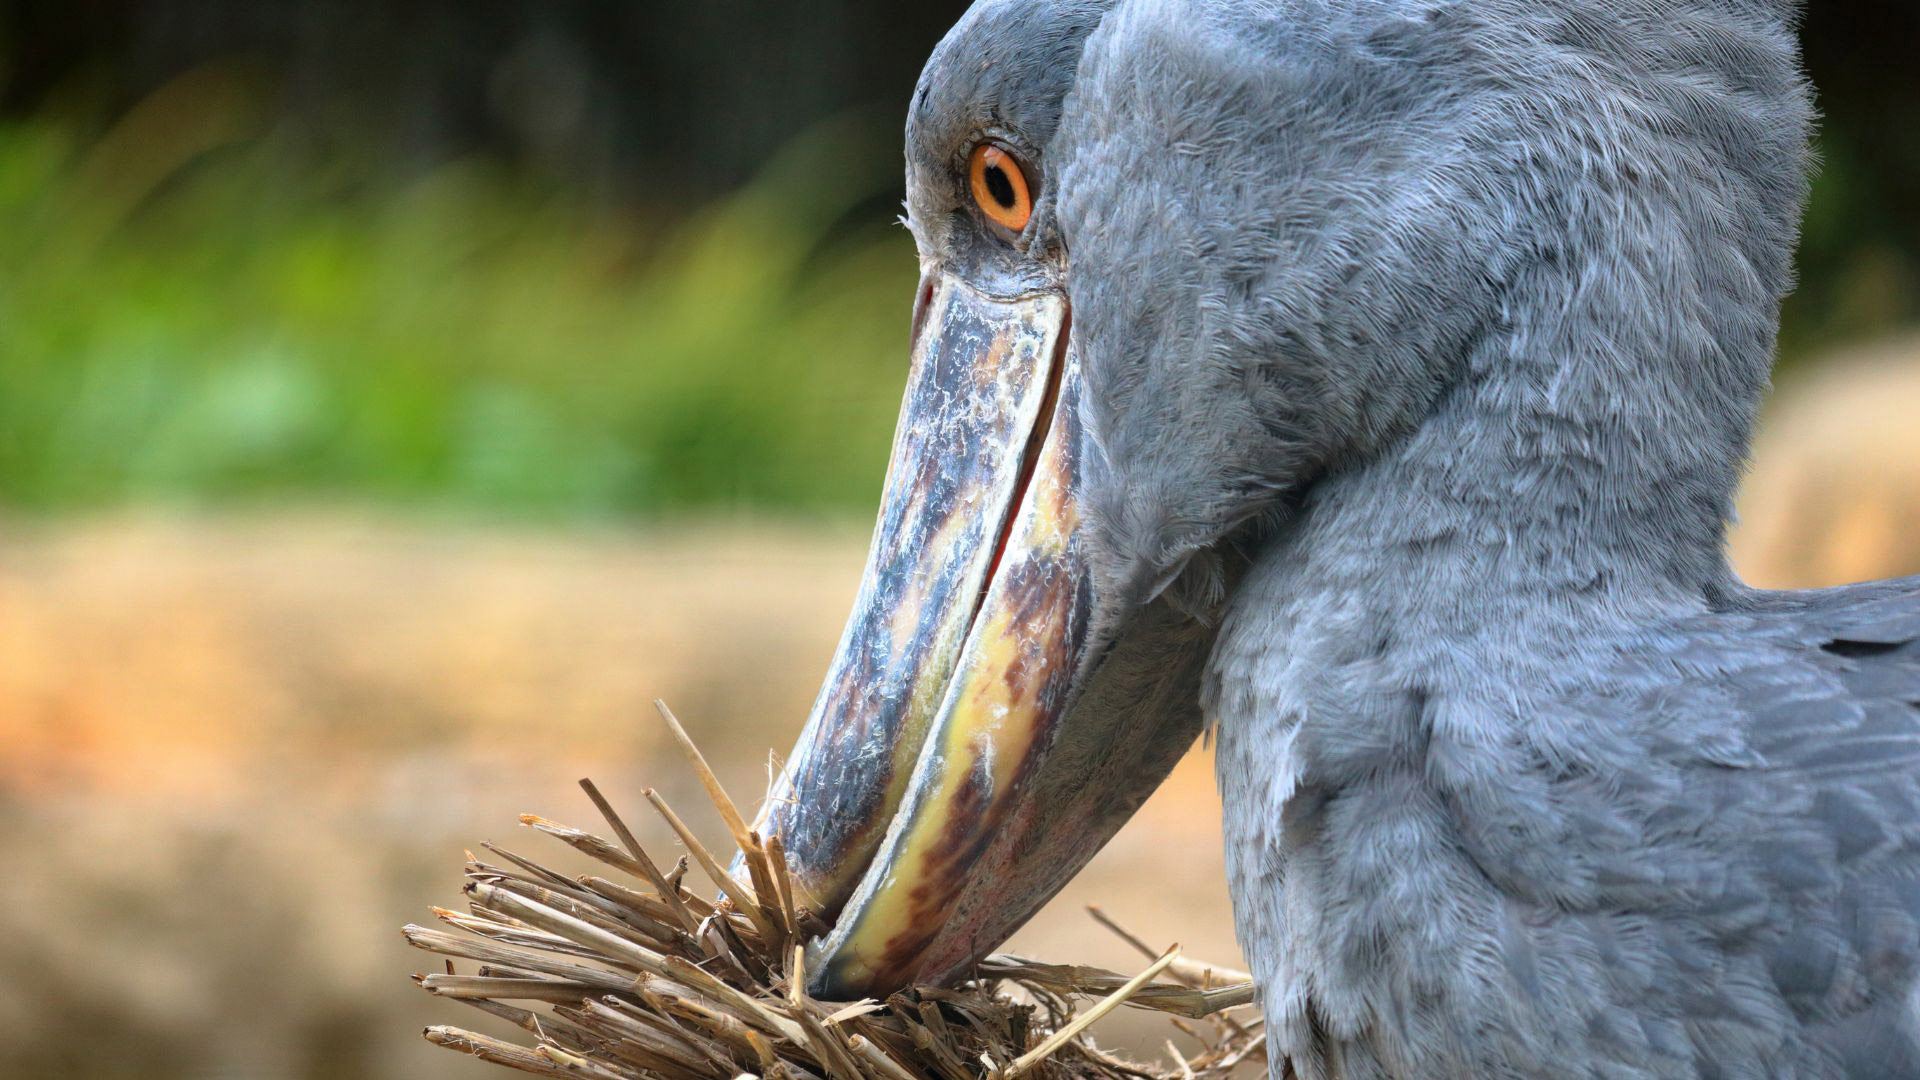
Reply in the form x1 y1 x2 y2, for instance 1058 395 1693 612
908 278 936 350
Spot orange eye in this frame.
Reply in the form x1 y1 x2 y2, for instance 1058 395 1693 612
968 143 1033 232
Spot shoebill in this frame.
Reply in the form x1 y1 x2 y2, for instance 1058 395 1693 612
751 1 1920 1076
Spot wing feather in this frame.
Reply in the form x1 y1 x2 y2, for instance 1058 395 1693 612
1557 578 1920 1069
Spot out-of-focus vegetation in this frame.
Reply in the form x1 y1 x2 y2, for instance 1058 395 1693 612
0 0 982 519
0 77 921 516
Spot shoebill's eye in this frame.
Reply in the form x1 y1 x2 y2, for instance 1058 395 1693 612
968 142 1033 233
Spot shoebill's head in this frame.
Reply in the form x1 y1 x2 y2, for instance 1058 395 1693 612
752 0 1809 999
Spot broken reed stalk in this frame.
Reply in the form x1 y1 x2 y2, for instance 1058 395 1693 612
408 704 1268 1080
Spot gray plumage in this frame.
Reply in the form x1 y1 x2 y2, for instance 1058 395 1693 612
902 1 1920 1076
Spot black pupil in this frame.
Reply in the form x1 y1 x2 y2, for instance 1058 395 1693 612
984 164 1016 209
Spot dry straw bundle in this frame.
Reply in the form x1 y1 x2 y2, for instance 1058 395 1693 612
405 703 1266 1080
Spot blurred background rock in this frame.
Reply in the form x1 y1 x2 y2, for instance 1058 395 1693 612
0 3 1914 1078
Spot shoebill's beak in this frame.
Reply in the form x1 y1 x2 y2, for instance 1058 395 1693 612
751 269 1209 999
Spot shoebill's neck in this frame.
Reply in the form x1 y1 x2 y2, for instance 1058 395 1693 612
1201 201 1785 1062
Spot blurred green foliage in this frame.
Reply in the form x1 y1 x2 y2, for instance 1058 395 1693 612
0 80 919 518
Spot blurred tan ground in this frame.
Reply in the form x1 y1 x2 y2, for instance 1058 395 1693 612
2 337 1917 1079
1732 333 1920 589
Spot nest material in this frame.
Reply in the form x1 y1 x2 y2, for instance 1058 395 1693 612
406 703 1266 1080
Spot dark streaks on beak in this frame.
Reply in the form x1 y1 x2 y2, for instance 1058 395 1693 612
810 360 1097 994
752 277 1069 919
